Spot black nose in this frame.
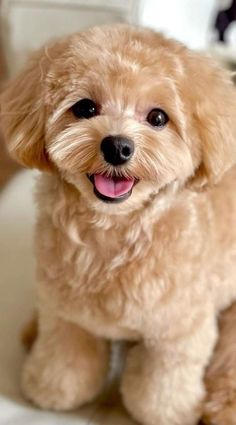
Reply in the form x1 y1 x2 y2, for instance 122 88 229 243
101 135 134 165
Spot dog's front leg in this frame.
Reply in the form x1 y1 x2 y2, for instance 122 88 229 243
121 313 217 425
21 312 110 410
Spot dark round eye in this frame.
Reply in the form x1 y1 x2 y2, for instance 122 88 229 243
147 108 169 128
71 98 98 119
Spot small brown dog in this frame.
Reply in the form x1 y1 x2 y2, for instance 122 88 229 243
1 24 236 425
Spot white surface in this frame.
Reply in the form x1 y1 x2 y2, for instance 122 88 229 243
1 0 219 76
140 0 216 49
1 0 140 75
0 170 134 425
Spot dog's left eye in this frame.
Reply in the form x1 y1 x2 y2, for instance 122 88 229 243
71 98 98 119
147 108 169 128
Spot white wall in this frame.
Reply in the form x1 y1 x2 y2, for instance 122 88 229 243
1 0 218 76
140 0 216 49
1 0 140 75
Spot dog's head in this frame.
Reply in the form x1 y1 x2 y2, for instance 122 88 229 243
1 25 236 213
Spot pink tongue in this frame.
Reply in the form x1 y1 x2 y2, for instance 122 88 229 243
94 174 135 198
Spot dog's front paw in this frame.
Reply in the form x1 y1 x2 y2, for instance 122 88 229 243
22 349 104 411
121 343 203 425
21 327 109 411
22 356 83 410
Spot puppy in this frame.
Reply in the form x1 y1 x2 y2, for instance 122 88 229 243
1 24 236 425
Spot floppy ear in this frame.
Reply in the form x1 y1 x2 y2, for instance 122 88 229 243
0 50 51 170
187 56 236 190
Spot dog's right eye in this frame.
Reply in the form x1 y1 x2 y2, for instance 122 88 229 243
71 98 98 119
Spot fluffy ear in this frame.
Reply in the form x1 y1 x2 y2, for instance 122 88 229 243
187 56 236 190
0 50 51 170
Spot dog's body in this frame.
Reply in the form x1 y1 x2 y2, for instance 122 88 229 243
36 168 236 342
1 24 236 425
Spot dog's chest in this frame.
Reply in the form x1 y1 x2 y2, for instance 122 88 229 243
43 220 163 338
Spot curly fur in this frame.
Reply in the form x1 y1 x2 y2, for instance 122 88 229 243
1 24 236 425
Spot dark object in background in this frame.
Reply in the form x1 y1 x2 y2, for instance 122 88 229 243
215 0 236 42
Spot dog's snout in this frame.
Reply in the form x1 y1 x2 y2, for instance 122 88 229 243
101 135 134 166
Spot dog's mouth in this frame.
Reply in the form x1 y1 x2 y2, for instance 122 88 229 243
87 173 137 203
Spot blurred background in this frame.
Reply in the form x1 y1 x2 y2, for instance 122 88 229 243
0 1 236 424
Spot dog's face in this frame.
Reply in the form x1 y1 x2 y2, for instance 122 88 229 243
1 25 236 213
44 30 195 212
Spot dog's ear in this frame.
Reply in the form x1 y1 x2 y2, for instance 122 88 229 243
187 56 236 190
0 49 51 171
